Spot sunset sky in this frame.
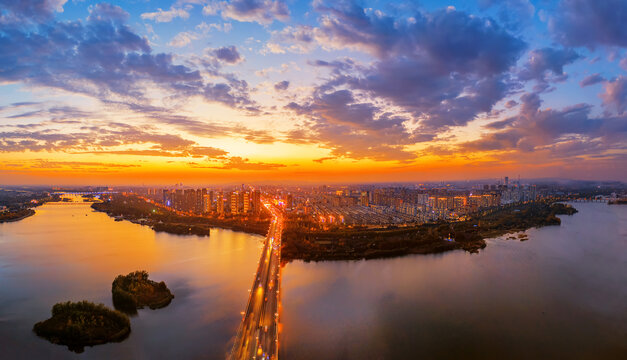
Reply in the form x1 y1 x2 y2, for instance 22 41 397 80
1 0 626 185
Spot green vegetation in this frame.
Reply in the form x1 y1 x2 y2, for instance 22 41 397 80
112 271 174 313
33 301 130 353
282 201 578 262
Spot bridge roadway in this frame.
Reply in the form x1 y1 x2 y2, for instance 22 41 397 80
230 202 283 360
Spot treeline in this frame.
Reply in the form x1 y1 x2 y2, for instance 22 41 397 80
0 208 35 222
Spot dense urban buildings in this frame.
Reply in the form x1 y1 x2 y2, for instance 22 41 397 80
129 177 622 228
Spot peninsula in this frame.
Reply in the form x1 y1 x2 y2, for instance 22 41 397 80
281 201 578 262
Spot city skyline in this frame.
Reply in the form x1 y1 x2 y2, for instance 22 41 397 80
1 0 627 185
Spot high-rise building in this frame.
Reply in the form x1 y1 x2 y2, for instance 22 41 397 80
217 193 225 215
243 192 250 213
202 194 211 213
175 189 183 210
230 192 239 214
162 189 171 207
252 190 261 214
184 189 196 212
360 191 369 206
196 188 207 213
286 194 293 209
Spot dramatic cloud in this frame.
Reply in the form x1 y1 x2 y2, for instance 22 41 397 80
460 92 627 161
550 0 627 48
0 3 259 111
297 3 525 127
286 89 423 161
279 2 529 161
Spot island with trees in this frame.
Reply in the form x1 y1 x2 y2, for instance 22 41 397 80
33 301 130 353
112 271 174 313
281 201 578 262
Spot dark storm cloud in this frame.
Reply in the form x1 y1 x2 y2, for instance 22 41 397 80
550 0 627 48
580 73 606 87
0 2 257 110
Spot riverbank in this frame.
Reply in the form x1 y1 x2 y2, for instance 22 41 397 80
281 202 578 262
91 195 270 236
0 208 36 223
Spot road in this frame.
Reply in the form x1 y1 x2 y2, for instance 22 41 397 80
229 201 283 360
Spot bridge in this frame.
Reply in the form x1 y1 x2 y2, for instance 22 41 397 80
53 191 117 195
230 201 283 360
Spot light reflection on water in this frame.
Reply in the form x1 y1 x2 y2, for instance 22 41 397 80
0 200 263 359
280 203 627 359
0 201 625 359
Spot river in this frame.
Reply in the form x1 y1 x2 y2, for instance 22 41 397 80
1 201 625 359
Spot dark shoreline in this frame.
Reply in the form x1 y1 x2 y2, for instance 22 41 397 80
89 196 578 263
0 208 36 223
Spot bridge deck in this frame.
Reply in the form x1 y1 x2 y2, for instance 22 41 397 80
230 203 282 360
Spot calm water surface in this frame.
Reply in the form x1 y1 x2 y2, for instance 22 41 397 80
281 202 627 359
0 200 264 359
1 201 625 359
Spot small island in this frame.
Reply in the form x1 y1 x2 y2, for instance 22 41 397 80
33 301 130 353
112 271 174 313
